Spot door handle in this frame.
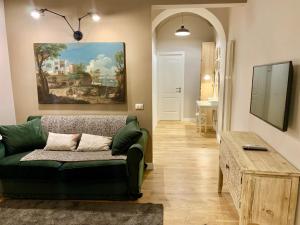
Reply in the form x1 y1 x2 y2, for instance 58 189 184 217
176 87 181 93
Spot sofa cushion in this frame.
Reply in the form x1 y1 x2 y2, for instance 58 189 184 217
111 121 142 155
44 133 80 151
0 119 47 156
60 160 128 180
0 152 63 179
76 134 112 152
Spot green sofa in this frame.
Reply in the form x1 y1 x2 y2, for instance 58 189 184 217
0 115 148 200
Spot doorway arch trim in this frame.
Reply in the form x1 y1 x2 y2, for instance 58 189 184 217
152 8 227 141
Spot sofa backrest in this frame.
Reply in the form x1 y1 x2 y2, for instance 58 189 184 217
40 115 129 137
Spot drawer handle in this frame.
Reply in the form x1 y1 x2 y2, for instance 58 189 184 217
226 164 230 169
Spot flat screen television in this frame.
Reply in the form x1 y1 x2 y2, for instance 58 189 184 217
250 61 293 131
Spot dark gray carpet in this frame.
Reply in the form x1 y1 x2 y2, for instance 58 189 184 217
0 200 163 225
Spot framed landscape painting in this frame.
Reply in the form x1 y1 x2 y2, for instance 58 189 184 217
33 42 126 104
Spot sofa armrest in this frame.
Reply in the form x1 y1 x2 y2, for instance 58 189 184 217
126 129 148 198
0 141 5 159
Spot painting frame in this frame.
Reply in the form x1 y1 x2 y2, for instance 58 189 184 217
33 42 126 104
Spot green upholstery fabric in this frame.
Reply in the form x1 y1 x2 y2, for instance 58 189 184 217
0 119 47 156
126 115 138 124
60 160 128 180
0 179 129 200
0 115 148 200
111 120 142 155
0 142 5 160
127 129 148 195
0 151 62 179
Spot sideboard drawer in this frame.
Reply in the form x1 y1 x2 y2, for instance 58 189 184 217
228 152 242 212
220 141 242 212
219 143 230 182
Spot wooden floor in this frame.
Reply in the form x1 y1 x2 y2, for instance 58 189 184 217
137 121 239 225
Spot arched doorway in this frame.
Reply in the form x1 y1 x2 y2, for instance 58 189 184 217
152 8 227 141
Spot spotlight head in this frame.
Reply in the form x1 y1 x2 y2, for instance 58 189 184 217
91 13 101 22
31 9 42 19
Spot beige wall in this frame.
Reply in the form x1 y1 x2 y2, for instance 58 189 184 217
4 0 153 160
0 0 15 125
228 0 300 223
156 13 215 119
208 8 229 37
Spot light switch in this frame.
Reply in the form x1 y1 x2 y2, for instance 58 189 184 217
135 103 144 110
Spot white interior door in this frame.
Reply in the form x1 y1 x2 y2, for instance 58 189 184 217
158 52 184 121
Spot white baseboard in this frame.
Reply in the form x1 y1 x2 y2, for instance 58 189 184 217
146 163 154 170
182 117 196 122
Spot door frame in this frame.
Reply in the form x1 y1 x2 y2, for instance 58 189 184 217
152 8 228 142
157 51 185 121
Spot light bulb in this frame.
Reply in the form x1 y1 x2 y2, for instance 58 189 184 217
91 13 101 22
175 31 191 37
31 9 41 19
203 74 211 81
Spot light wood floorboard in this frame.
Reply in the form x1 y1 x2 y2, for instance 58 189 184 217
137 121 239 225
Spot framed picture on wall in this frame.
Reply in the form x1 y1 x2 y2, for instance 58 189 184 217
33 42 126 104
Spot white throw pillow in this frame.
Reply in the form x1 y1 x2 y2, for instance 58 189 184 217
76 134 112 152
44 132 80 151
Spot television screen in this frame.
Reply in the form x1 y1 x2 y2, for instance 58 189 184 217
250 61 293 131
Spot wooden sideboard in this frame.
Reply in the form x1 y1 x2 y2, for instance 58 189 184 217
219 131 300 225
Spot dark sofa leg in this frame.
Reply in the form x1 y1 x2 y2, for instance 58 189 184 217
129 192 143 200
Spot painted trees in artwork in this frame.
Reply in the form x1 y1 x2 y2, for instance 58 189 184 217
34 43 67 101
114 50 126 101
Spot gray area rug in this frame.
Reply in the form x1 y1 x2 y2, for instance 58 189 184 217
0 200 163 225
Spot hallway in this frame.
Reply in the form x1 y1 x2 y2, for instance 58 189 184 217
138 121 239 225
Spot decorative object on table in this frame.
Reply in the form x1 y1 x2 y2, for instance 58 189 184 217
0 200 163 225
33 42 126 104
30 8 100 41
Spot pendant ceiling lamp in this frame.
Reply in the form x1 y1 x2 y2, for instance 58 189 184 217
175 14 191 37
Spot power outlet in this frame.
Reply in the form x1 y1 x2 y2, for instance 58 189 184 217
135 103 144 110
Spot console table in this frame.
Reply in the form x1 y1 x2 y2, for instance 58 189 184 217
196 100 218 133
219 131 300 225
